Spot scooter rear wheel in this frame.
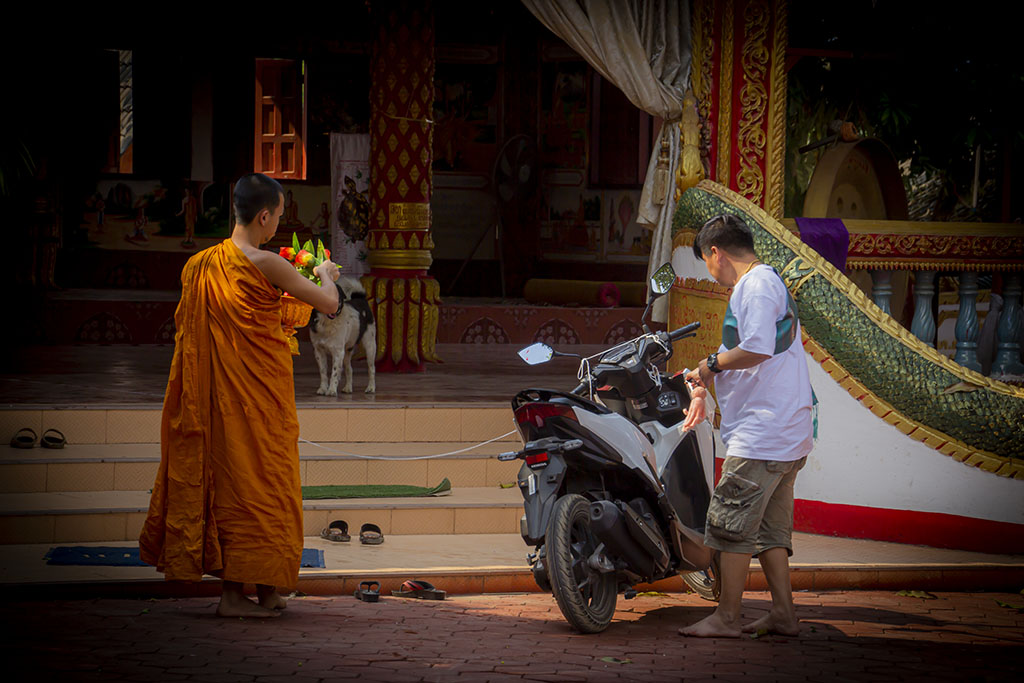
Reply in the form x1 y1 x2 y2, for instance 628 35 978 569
546 494 617 633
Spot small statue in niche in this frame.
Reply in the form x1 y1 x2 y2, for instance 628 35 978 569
281 190 302 229
310 202 330 240
177 185 199 249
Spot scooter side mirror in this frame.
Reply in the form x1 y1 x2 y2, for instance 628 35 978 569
518 342 554 365
649 262 676 298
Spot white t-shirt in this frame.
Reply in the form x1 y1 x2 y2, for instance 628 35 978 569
714 265 813 462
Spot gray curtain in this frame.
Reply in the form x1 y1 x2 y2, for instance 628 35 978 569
522 0 691 321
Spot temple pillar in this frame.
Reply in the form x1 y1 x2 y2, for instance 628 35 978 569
690 0 788 218
364 0 441 372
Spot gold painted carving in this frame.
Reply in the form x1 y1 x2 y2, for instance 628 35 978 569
676 90 705 201
735 0 770 205
409 232 421 249
379 233 390 250
389 202 431 229
406 285 421 366
375 278 389 359
850 233 1024 260
764 0 787 218
779 255 817 295
391 279 406 366
716 0 734 184
694 0 715 177
393 232 406 250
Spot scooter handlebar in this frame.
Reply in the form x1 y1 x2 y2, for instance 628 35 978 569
668 321 701 342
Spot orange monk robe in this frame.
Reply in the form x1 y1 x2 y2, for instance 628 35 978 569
140 239 303 588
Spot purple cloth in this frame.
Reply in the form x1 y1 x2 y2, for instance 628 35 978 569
794 218 850 272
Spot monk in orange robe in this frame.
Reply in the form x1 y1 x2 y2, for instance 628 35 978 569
140 173 339 618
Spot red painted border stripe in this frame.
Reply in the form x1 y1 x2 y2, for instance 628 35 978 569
713 457 1022 554
794 499 1024 555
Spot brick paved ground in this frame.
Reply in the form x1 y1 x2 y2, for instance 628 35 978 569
4 591 1023 682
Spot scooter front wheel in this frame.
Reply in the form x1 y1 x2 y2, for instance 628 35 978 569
681 550 721 601
546 494 617 633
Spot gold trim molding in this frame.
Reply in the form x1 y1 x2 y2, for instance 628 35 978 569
366 249 433 269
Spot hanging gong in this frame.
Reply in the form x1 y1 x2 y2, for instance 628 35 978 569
802 138 908 220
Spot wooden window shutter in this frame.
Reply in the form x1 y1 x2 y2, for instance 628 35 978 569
254 58 307 180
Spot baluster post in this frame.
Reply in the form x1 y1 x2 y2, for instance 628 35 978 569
910 270 937 347
992 272 1024 377
953 271 982 372
870 269 893 315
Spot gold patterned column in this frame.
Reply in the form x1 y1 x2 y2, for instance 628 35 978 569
364 0 442 372
687 0 787 218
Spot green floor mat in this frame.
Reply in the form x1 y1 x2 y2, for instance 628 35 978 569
302 477 452 499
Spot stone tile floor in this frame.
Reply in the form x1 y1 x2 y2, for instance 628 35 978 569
4 591 1022 682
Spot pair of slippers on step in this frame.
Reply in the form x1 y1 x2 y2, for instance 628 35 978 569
10 429 65 449
354 579 446 602
320 520 383 545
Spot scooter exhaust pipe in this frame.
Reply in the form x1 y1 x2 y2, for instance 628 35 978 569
590 501 656 580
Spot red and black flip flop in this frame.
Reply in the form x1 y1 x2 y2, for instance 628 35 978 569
392 579 446 600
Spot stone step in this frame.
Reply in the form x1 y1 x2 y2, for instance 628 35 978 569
1 404 519 446
0 442 523 493
0 487 525 545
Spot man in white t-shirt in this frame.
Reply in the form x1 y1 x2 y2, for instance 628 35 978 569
679 214 813 639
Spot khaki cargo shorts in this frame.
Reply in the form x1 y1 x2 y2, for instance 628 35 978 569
704 455 806 557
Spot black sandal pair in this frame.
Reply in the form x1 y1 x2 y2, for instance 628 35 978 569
319 520 384 545
353 579 446 603
10 428 66 449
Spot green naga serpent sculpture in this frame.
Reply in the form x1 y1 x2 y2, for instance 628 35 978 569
672 181 1024 469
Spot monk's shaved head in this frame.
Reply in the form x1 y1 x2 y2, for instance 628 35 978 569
234 173 284 225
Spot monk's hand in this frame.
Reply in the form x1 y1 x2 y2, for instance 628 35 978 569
315 259 341 283
681 381 707 432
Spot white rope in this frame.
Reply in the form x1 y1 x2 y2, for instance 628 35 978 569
298 430 517 460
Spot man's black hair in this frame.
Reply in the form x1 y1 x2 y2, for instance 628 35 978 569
233 173 284 225
693 213 755 261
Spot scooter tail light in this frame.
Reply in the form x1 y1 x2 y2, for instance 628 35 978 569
525 452 549 469
514 402 579 429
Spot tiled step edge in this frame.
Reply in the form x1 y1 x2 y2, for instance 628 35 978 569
8 565 1024 601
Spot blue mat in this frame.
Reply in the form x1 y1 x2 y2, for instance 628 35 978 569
45 546 326 569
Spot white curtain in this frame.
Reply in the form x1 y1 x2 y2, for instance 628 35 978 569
522 0 691 321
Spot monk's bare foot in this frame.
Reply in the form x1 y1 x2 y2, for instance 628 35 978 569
742 612 800 636
216 594 280 618
678 612 743 638
258 591 288 610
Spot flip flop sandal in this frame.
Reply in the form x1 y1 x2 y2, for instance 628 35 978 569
359 523 384 545
354 580 381 602
10 428 37 449
320 520 350 542
392 579 446 600
40 429 66 449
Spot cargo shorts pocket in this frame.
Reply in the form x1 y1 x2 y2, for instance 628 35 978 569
706 472 764 543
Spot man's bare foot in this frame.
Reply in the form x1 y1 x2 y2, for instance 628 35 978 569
742 612 800 636
678 612 743 638
216 594 280 618
258 591 288 610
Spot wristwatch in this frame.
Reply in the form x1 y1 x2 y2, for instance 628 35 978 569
707 352 723 373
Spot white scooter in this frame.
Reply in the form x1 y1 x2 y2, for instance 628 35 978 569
503 263 720 633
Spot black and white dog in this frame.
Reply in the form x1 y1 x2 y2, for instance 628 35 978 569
309 277 376 395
